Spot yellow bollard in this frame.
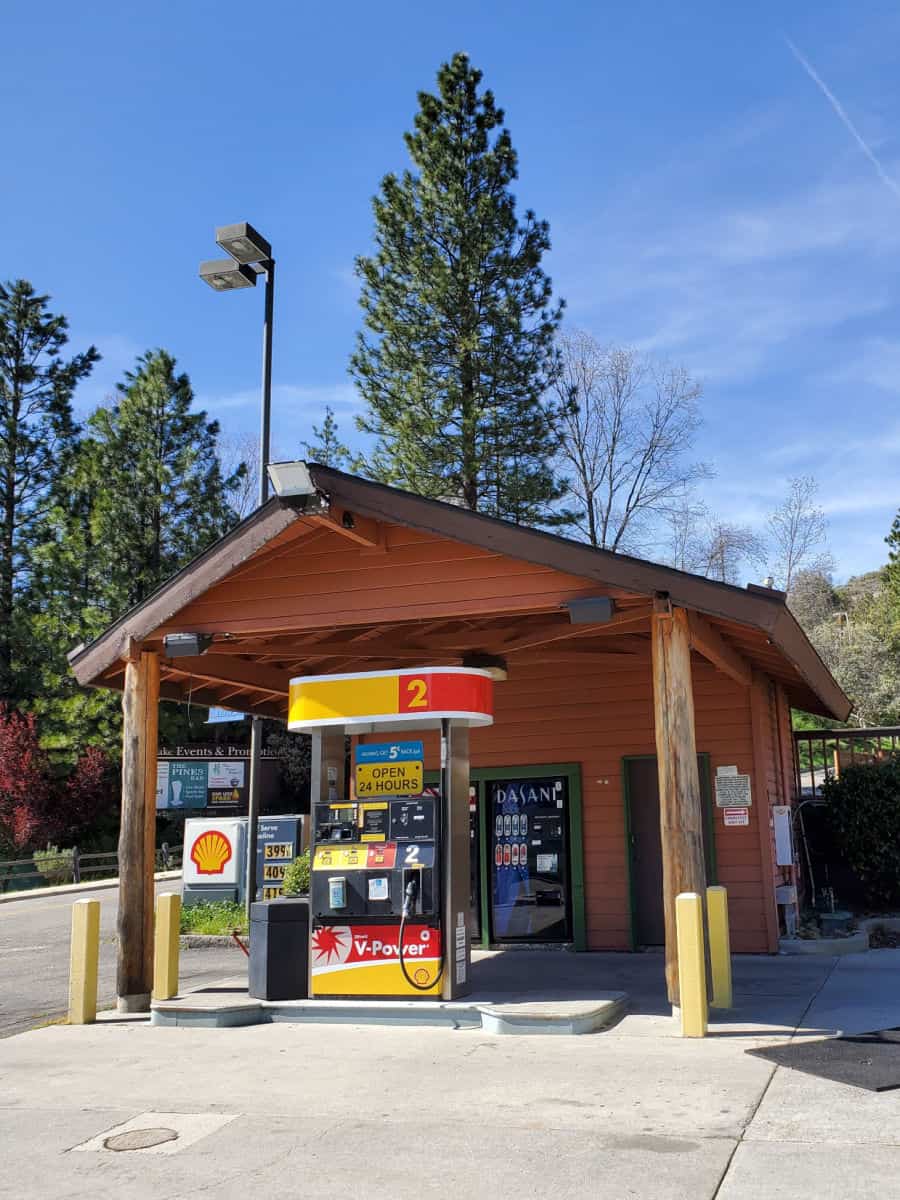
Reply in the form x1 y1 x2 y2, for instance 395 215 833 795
68 899 100 1024
675 892 707 1038
707 885 733 1010
153 892 181 1001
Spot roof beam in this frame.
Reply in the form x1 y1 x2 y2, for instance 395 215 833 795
161 652 290 698
307 509 382 548
686 611 752 689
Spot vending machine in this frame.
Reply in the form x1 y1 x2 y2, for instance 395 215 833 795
310 783 443 997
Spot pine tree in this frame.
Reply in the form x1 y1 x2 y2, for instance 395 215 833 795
87 349 243 613
350 53 569 525
28 350 243 761
0 280 98 701
303 405 350 468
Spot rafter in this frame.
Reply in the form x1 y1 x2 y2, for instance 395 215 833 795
686 611 752 688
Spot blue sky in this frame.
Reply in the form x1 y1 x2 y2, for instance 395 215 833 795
3 0 899 580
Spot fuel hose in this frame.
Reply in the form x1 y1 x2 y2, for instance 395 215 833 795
398 878 443 992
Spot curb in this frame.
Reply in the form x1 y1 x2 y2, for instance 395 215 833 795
179 934 246 949
0 870 182 904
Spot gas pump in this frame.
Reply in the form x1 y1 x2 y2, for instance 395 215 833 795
287 667 494 1000
309 786 443 996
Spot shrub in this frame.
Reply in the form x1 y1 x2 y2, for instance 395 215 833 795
33 845 74 886
823 757 900 907
180 900 247 935
281 849 310 896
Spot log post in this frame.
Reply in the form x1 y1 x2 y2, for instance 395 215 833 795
117 649 159 1012
651 600 706 1005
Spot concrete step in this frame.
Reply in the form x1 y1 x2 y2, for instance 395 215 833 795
151 982 629 1035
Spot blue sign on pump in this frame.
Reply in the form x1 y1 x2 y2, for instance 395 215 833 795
355 740 424 766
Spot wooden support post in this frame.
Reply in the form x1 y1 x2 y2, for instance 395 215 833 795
117 649 159 1012
652 602 707 1005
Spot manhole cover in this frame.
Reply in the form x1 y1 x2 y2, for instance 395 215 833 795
104 1128 179 1152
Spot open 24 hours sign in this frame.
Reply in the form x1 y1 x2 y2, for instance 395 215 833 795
355 741 424 797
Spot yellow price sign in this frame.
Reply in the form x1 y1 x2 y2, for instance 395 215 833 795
263 863 287 881
264 842 294 860
356 761 423 797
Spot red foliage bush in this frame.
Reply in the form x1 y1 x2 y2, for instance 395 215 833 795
0 705 56 852
0 706 116 854
65 745 116 834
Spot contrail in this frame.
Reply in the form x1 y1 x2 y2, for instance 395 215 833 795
785 36 900 204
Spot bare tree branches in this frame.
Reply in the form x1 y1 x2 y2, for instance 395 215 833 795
554 332 712 551
217 433 259 520
768 475 832 592
664 496 766 583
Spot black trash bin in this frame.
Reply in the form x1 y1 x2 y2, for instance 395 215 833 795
248 897 310 1001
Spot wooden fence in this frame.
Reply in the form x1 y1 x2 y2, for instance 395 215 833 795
0 843 182 893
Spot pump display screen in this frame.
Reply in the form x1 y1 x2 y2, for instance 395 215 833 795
489 776 570 942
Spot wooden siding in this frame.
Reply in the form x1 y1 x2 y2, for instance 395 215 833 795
463 649 775 954
158 525 608 638
160 519 780 952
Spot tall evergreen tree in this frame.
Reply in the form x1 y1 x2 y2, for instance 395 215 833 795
28 350 243 761
0 281 98 701
87 349 242 613
351 53 568 525
303 405 350 468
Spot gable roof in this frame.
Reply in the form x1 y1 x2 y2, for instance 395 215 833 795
69 463 851 720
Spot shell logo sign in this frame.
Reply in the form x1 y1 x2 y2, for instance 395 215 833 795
190 829 233 876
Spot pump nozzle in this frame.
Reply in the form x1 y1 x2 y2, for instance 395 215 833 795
402 876 419 919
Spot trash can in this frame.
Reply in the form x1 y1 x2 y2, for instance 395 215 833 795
248 898 310 1001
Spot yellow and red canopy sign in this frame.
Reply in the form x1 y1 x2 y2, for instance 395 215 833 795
288 667 493 732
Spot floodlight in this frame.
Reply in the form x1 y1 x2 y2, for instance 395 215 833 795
199 259 257 291
267 460 316 498
163 633 212 658
565 597 614 624
216 222 272 265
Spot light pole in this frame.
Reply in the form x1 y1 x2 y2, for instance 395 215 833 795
200 221 275 918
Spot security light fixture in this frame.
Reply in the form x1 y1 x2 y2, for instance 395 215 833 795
163 633 213 658
216 221 272 265
267 460 316 498
565 597 614 625
199 258 257 291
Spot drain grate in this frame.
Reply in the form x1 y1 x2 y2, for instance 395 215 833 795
104 1128 178 1152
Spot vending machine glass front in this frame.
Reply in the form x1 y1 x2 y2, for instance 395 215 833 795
489 776 571 942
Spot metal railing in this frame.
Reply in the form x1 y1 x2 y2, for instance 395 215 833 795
0 843 182 894
793 727 900 801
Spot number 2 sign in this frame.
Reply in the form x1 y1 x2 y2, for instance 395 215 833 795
288 667 494 732
401 676 429 711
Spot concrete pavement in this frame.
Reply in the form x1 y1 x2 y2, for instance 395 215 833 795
2 949 900 1198
0 880 242 1037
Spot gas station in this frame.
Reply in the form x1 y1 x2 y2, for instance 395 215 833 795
67 462 850 1022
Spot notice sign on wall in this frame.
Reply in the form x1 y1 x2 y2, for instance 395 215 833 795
715 771 752 808
723 807 750 827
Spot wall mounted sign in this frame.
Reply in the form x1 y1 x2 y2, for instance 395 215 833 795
288 667 493 732
714 773 752 808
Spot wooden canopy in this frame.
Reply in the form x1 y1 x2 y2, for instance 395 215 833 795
69 464 850 722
